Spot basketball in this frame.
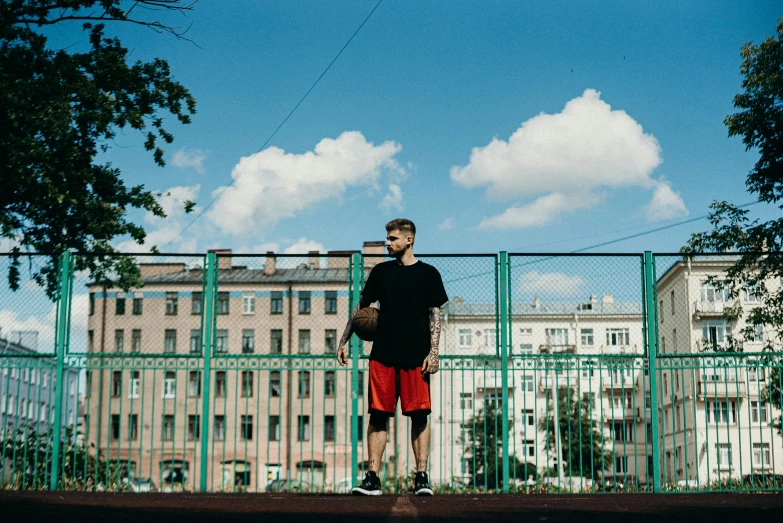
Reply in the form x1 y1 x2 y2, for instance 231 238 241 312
352 306 379 341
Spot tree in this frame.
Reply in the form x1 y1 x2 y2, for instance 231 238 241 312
538 387 612 481
1 1 197 298
683 18 783 435
461 404 536 491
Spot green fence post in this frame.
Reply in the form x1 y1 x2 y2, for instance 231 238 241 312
350 252 362 482
643 251 661 493
499 252 510 493
199 252 217 492
49 252 72 491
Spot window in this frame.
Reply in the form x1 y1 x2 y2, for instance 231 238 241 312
270 371 281 397
751 401 768 423
163 371 176 398
458 329 472 348
743 282 761 303
612 422 633 442
190 330 201 354
615 456 628 474
748 324 764 343
717 443 732 469
324 415 335 441
241 415 253 441
162 415 175 441
214 415 225 441
88 330 94 352
581 328 594 346
519 344 533 354
670 290 675 316
297 415 310 441
89 293 95 315
269 415 280 441
129 414 138 441
131 329 141 353
325 291 338 314
270 330 283 354
524 439 535 458
520 374 534 392
112 371 121 397
129 371 140 399
460 393 473 409
164 329 177 354
242 329 255 353
241 371 254 398
358 370 364 392
40 402 46 422
298 371 311 397
355 415 364 441
324 371 336 397
215 329 228 353
545 328 568 345
22 368 28 382
191 292 202 314
243 292 256 315
270 291 283 315
700 280 730 303
166 292 178 315
132 293 143 315
217 292 229 314
114 329 124 353
298 291 311 314
116 293 126 315
519 328 532 336
188 415 200 441
753 443 771 468
749 366 767 382
298 330 311 354
325 330 337 354
484 328 498 347
702 320 731 349
111 415 120 440
706 400 737 424
215 371 226 398
44 371 50 389
606 328 630 346
672 328 678 353
188 371 201 398
660 300 664 323
522 409 534 427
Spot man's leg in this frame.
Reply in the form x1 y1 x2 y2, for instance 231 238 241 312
410 413 430 472
367 412 388 474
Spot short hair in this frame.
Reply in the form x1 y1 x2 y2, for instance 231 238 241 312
386 218 416 243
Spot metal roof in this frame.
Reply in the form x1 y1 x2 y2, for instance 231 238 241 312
142 266 354 285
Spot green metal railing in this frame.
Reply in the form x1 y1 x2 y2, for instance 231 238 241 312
0 251 781 493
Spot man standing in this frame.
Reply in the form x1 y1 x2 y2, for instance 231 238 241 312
337 218 448 496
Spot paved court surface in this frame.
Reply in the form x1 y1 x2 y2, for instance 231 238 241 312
2 491 783 522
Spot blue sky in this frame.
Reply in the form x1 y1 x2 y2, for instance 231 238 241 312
41 1 783 256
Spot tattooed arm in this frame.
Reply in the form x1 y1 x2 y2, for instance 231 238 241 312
337 304 362 366
422 306 442 374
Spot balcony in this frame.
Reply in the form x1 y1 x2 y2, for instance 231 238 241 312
604 407 635 421
697 380 747 399
538 375 578 391
603 376 635 390
636 406 652 422
539 344 576 354
693 300 731 319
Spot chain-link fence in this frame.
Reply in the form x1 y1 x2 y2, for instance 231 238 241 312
1 251 782 493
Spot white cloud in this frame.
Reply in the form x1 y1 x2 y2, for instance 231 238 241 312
477 191 600 230
438 218 454 231
519 271 586 296
645 182 689 222
380 184 404 213
0 306 56 351
151 185 201 220
172 148 208 174
207 131 404 236
282 238 326 254
451 89 667 229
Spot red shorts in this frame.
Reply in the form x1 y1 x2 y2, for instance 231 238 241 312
368 359 431 416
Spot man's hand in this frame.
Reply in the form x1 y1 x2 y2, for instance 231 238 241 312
421 352 439 374
337 345 348 366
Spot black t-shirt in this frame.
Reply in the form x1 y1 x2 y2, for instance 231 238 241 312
360 260 448 367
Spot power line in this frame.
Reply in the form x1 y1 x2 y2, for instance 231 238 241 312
163 0 385 248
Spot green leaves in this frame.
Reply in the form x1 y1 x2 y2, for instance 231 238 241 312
1 1 196 298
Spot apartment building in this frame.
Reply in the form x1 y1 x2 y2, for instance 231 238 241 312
656 257 783 485
429 295 648 488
